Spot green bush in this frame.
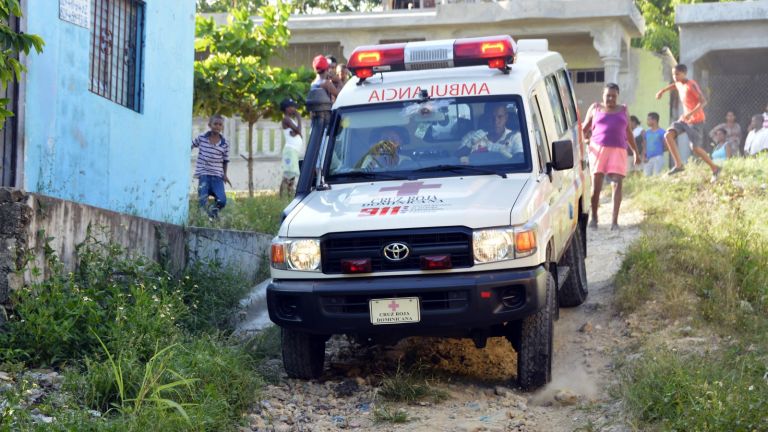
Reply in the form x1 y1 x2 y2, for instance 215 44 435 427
188 193 293 234
1 237 185 366
1 234 263 431
66 337 260 431
621 347 768 432
176 261 251 334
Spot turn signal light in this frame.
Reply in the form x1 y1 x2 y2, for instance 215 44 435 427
356 68 374 79
481 42 507 56
420 255 452 270
487 58 506 69
341 258 372 274
514 230 537 257
271 244 285 266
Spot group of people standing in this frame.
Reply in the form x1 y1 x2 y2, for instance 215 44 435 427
278 54 351 196
583 63 768 231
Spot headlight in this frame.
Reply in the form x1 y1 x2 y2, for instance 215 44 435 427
271 238 321 272
473 229 514 263
473 227 537 263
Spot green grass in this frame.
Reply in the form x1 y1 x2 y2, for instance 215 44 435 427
615 155 768 430
373 406 410 424
620 346 768 432
0 235 263 431
618 156 768 335
377 364 448 404
188 193 293 234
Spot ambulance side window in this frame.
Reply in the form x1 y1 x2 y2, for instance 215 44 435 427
545 75 567 136
556 69 578 127
530 95 550 173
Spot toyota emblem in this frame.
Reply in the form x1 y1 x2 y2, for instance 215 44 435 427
382 242 410 261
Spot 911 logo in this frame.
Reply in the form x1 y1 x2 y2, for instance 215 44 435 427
358 206 408 217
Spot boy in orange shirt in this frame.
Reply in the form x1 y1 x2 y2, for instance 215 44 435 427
656 64 721 182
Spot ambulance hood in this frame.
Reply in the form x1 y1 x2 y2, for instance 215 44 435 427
285 176 529 237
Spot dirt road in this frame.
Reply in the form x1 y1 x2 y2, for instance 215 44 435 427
247 207 643 432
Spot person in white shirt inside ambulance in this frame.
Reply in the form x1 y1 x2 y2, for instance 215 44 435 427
456 103 523 163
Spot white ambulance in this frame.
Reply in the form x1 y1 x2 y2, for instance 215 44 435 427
268 35 590 390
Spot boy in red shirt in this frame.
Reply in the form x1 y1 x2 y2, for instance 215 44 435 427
656 64 721 181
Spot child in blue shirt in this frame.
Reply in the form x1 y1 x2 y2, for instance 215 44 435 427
643 112 666 176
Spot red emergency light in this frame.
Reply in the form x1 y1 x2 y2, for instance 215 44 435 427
347 42 407 81
341 258 372 274
347 35 516 82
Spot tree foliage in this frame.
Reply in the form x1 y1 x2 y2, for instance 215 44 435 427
197 0 382 14
196 0 266 14
634 0 739 58
292 0 382 13
193 3 312 195
194 5 311 122
0 0 43 123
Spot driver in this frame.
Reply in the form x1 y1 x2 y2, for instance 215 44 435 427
356 127 411 170
456 104 522 163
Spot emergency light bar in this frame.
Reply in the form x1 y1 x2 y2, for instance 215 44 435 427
347 35 516 82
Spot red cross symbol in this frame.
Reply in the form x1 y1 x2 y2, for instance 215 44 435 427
380 181 441 196
388 300 400 312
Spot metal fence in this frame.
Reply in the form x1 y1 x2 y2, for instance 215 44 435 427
704 73 768 155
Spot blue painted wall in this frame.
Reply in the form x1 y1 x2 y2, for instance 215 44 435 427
24 1 195 223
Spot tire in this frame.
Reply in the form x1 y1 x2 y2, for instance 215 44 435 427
515 272 555 391
281 328 326 379
558 225 589 307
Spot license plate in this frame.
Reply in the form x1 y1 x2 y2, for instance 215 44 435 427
369 297 420 325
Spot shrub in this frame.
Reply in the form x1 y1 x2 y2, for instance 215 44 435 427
621 347 768 431
176 261 251 334
1 233 264 431
188 193 293 234
1 237 185 366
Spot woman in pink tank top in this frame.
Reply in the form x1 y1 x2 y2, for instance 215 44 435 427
582 83 640 231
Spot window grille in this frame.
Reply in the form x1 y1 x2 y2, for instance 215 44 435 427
571 69 605 84
90 0 145 112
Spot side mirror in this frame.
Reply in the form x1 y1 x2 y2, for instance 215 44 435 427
549 139 574 171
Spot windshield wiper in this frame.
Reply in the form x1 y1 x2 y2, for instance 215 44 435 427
327 171 409 181
414 164 507 178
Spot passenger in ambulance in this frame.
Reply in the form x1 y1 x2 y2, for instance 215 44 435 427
456 104 523 164
356 126 413 170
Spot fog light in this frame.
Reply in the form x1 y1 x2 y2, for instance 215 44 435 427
420 255 452 270
341 258 372 274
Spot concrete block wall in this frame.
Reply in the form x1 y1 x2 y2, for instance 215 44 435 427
0 189 272 315
0 188 32 305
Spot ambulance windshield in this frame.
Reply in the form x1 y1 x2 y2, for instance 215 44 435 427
324 96 531 182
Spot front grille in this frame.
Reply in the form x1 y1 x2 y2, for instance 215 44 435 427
321 227 473 273
321 290 469 315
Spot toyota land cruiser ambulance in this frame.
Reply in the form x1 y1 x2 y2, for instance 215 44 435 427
268 35 590 390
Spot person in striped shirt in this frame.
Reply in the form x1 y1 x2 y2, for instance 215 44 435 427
192 115 231 218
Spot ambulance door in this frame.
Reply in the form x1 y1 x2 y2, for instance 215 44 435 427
528 91 562 257
543 74 580 245
535 80 572 259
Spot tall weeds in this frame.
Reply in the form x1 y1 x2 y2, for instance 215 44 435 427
616 157 768 430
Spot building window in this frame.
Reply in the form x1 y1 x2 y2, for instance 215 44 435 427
571 69 605 84
90 0 145 112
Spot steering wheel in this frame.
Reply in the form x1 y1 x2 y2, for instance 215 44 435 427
354 140 399 170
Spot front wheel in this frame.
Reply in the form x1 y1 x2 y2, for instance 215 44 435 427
558 225 589 307
281 328 327 379
513 272 555 391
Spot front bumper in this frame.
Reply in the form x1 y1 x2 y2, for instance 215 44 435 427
267 266 548 337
